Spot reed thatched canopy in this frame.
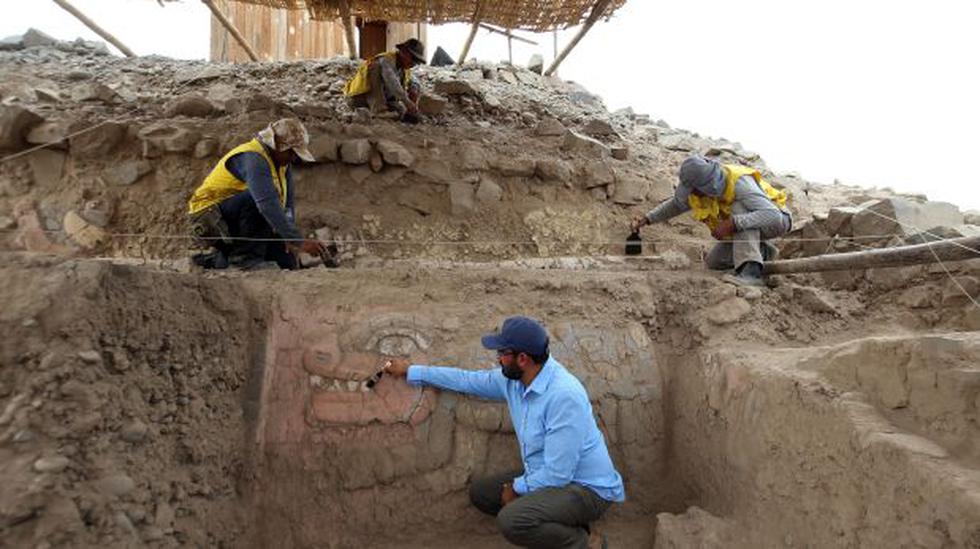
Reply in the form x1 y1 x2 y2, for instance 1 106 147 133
222 0 627 32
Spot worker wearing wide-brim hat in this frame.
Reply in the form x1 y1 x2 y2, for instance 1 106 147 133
187 118 326 270
632 155 792 287
343 38 426 122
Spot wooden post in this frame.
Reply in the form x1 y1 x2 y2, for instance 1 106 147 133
507 32 513 64
544 0 611 76
337 0 358 59
200 0 260 62
458 22 480 65
51 0 136 57
763 235 980 275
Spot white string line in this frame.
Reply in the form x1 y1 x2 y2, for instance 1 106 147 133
0 58 222 165
4 226 973 247
924 241 980 310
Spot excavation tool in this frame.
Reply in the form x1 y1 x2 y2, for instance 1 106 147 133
625 231 642 255
319 243 340 268
365 359 391 389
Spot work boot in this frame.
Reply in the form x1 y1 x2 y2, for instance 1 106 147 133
722 261 765 287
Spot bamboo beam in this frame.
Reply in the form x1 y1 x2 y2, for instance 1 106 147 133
337 0 357 59
544 0 611 76
457 2 482 65
478 24 538 46
458 22 480 65
201 0 259 62
51 0 136 58
763 235 980 275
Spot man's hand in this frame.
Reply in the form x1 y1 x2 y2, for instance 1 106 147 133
385 357 411 377
288 239 327 257
501 482 519 506
630 216 649 233
711 218 736 240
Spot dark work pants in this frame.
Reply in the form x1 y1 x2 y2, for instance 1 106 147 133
469 470 611 549
217 191 296 269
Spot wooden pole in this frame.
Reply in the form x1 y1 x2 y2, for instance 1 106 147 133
477 24 538 46
763 235 980 275
51 0 136 58
200 0 259 62
544 0 611 76
458 22 480 65
337 0 358 59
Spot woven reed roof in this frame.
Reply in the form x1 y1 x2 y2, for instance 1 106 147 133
224 0 627 32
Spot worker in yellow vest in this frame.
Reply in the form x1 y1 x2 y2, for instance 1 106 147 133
344 38 425 122
631 155 792 287
187 118 326 270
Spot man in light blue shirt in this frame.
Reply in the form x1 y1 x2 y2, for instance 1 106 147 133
386 316 624 549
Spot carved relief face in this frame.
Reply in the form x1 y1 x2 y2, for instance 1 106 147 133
300 312 437 427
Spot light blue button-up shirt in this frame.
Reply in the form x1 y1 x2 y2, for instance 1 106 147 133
407 357 625 502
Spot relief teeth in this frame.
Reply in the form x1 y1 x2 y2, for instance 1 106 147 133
309 375 324 388
346 381 360 392
360 381 370 392
330 380 343 392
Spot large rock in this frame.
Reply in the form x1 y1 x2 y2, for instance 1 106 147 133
535 159 573 183
579 161 616 189
63 210 107 249
433 80 479 96
28 150 66 186
527 54 544 75
26 121 69 148
418 94 448 115
206 83 238 111
534 117 565 137
458 142 490 171
582 118 617 136
413 159 454 185
164 93 215 118
138 123 200 154
459 69 483 82
22 28 58 48
71 82 120 104
0 105 44 151
824 205 865 236
309 134 339 162
69 121 127 156
560 130 609 159
100 160 153 186
851 198 963 238
475 176 503 203
340 139 372 164
448 182 475 215
376 140 415 167
658 132 701 151
610 173 650 205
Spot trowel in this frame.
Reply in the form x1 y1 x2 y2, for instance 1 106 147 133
625 231 642 255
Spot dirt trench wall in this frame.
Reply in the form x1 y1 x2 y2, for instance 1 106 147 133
243 273 668 547
0 255 261 547
664 336 980 548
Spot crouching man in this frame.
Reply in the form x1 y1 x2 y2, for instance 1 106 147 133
187 118 326 270
385 316 624 548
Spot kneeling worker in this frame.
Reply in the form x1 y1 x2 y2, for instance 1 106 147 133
386 316 623 549
188 118 325 270
632 155 792 287
344 39 425 122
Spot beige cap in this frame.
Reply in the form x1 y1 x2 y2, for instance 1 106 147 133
257 118 314 162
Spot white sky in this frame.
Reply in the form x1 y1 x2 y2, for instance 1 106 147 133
3 0 978 210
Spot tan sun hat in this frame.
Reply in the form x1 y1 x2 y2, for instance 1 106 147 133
257 118 314 162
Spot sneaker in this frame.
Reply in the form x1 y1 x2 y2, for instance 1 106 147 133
722 261 765 288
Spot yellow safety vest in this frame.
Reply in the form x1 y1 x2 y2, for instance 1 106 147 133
687 164 787 231
344 52 413 97
187 139 288 215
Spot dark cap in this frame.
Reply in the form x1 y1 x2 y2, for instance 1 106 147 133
396 38 426 64
481 316 550 356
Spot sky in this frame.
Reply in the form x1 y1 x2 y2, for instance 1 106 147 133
3 0 978 210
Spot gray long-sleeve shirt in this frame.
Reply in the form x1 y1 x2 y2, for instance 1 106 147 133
375 55 414 107
226 151 302 242
646 175 791 233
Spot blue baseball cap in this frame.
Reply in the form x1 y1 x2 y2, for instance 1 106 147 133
481 316 550 356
